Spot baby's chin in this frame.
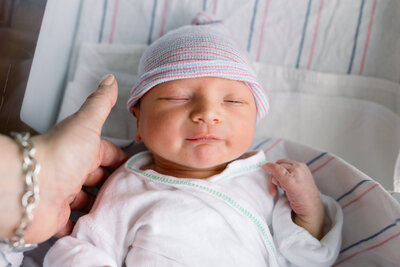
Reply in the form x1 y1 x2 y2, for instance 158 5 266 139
186 147 244 165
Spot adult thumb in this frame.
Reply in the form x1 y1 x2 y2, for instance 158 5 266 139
76 74 118 133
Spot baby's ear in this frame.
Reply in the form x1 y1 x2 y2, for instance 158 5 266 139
131 105 140 118
131 106 140 127
135 129 141 142
131 106 141 141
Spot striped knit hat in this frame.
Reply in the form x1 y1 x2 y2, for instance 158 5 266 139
127 13 269 121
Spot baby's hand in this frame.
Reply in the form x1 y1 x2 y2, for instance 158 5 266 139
263 159 324 240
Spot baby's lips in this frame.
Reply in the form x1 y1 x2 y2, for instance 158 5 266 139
186 136 220 141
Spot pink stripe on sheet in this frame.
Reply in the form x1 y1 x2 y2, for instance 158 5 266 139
341 184 379 209
159 0 169 37
256 0 272 61
333 231 400 266
213 0 218 15
359 0 377 75
199 12 214 22
307 0 324 69
310 156 335 174
264 139 282 154
109 0 119 43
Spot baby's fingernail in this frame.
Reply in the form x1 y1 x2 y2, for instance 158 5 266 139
100 74 115 86
271 177 277 185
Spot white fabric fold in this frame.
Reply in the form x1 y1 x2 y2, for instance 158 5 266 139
273 194 343 267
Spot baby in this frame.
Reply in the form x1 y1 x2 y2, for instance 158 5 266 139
45 13 342 266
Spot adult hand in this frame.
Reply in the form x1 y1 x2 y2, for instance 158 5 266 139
1 74 127 244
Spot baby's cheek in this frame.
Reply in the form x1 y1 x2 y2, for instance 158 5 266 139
237 126 255 148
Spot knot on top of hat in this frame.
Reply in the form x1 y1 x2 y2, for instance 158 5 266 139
191 12 223 26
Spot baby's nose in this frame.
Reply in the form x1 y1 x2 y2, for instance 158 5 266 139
190 101 221 124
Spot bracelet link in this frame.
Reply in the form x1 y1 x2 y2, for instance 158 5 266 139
0 132 39 252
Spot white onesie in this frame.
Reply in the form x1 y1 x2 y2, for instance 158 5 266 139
44 150 343 266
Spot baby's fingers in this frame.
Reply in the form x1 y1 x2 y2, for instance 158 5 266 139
276 158 298 165
267 175 279 196
263 162 301 193
277 159 310 175
263 162 292 180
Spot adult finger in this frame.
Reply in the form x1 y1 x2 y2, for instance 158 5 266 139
75 74 118 135
69 190 95 213
54 220 74 238
99 139 128 168
84 167 110 187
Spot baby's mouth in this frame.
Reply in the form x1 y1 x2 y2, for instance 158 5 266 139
186 135 221 142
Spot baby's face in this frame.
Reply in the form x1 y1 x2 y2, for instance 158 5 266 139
133 77 257 177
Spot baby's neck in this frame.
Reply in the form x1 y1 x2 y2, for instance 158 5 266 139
144 161 228 179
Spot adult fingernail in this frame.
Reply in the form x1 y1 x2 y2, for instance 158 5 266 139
100 74 115 86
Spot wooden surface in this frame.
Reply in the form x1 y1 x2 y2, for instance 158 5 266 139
0 0 47 135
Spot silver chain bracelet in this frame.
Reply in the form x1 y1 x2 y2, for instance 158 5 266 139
0 132 40 252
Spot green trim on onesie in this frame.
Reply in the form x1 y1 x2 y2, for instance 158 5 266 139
125 152 278 262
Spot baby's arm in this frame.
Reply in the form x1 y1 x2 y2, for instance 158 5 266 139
263 159 324 240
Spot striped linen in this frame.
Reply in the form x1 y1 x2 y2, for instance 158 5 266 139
253 138 400 266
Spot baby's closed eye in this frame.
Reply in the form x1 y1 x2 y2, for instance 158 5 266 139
158 96 190 102
223 98 248 105
225 99 244 103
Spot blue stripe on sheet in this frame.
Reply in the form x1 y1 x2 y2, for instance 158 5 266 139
253 138 271 150
340 218 400 254
68 0 84 69
306 152 327 166
347 0 365 74
148 0 158 45
98 0 108 43
336 179 372 202
247 0 260 52
295 0 312 69
203 0 207 11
